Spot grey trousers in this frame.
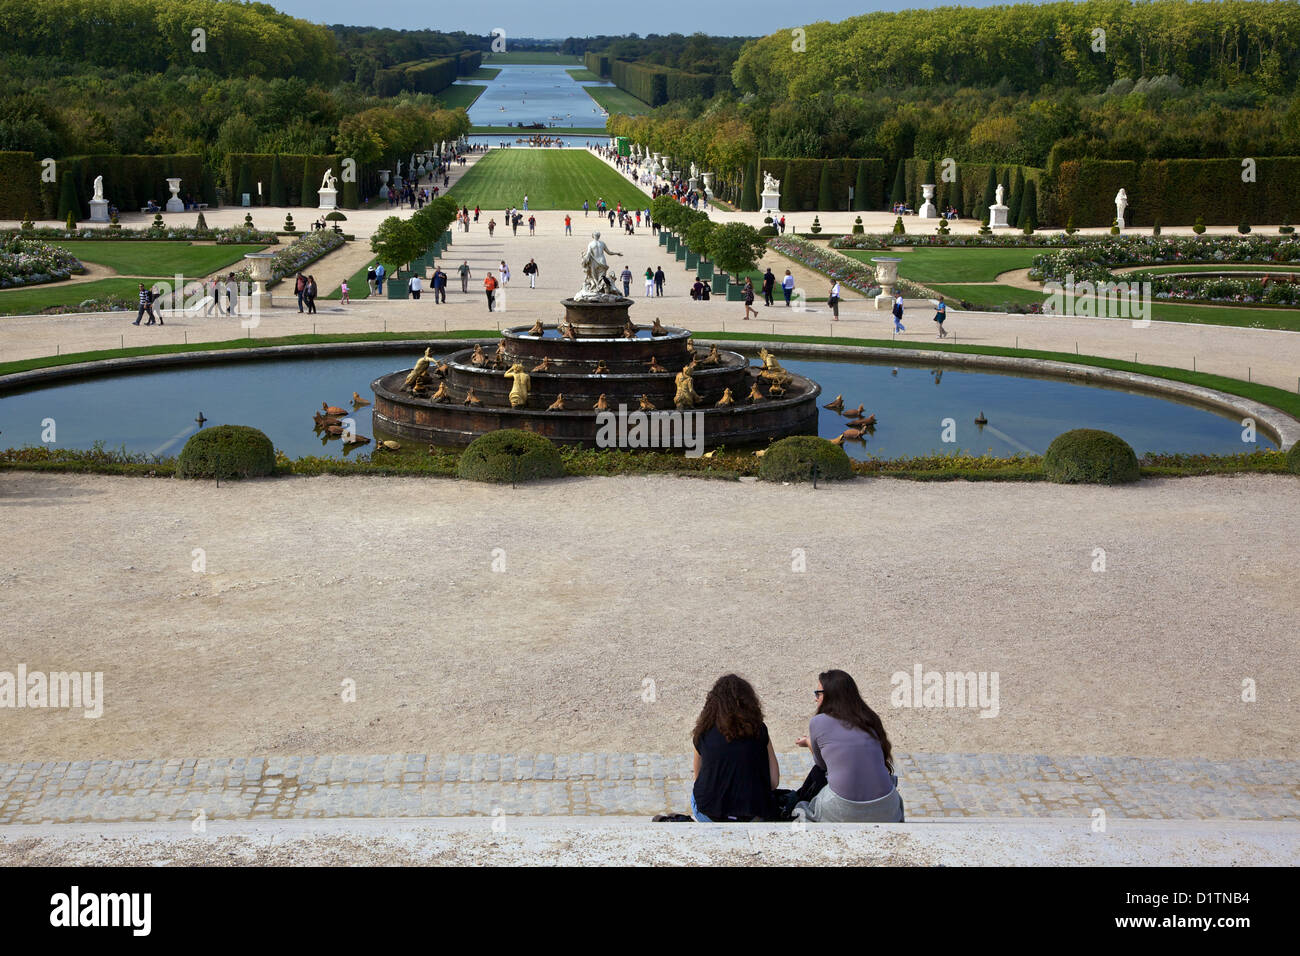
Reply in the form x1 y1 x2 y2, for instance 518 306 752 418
795 784 904 823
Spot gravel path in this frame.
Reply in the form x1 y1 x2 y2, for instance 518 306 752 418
2 471 1295 764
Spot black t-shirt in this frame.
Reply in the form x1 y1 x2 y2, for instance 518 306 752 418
693 723 775 821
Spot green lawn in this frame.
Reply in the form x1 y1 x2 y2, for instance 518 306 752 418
447 149 648 211
565 68 604 81
436 84 487 109
482 52 582 64
463 67 501 80
842 247 1042 283
323 256 376 301
48 241 266 277
0 278 157 315
583 85 650 115
929 282 1300 330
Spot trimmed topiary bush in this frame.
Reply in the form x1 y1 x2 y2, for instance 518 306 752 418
1042 429 1140 485
177 425 277 480
1238 220 1251 234
852 216 865 234
457 428 564 483
1287 441 1300 475
892 215 906 235
1192 216 1206 235
758 435 853 483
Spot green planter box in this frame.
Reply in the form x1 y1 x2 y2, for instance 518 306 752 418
388 272 412 299
696 260 714 280
665 235 678 253
675 244 687 262
726 280 746 301
685 251 699 269
658 232 669 246
711 273 728 294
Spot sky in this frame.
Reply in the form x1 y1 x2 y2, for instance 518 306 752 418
266 0 1032 38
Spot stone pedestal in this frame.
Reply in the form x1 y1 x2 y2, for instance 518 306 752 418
871 257 902 310
988 203 1011 229
244 252 275 311
165 177 184 213
89 199 110 223
318 188 338 211
918 183 938 219
760 187 781 214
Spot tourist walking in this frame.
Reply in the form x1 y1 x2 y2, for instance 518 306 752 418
620 265 633 297
304 275 317 314
654 266 665 296
133 283 159 325
499 260 510 286
934 296 947 337
892 293 905 332
782 270 794 307
295 272 307 313
203 276 220 316
644 267 654 297
432 267 447 304
408 272 422 300
791 670 904 823
458 260 471 293
829 280 841 320
484 273 498 312
565 214 572 235
690 674 779 823
523 258 539 289
762 268 775 307
742 278 758 319
528 215 536 236
488 218 496 237
340 279 350 304
366 264 377 295
225 273 239 316
375 263 386 296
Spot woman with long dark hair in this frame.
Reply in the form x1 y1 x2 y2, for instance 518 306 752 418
793 670 903 822
690 674 779 822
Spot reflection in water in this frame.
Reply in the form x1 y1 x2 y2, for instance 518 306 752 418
0 355 1272 460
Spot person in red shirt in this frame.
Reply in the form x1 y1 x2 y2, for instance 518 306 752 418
564 214 572 236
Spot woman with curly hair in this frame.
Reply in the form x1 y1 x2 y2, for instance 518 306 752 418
793 669 904 823
690 674 779 822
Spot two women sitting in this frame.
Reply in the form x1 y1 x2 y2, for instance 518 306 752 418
690 670 903 823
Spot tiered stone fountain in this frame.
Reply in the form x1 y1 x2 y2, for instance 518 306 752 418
371 237 820 448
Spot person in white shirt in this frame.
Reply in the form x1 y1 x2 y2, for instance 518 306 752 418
408 274 423 300
782 270 795 307
499 261 510 285
829 280 841 320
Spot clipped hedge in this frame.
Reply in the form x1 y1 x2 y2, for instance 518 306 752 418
1042 429 1140 485
457 429 564 483
761 158 886 212
904 159 1047 223
0 151 41 220
177 425 277 480
1056 157 1300 228
224 153 344 207
1287 441 1300 475
63 153 208 213
757 435 854 482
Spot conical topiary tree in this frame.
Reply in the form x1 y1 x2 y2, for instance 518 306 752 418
853 160 870 211
1019 179 1038 231
57 171 80 223
817 162 834 210
740 158 758 212
301 160 319 209
952 170 965 218
782 161 793 211
269 154 286 206
235 160 252 205
999 168 1011 210
1007 167 1024 226
341 177 359 210
890 159 906 206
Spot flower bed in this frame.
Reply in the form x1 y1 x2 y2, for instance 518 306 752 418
768 235 882 297
227 230 346 284
4 224 279 244
1029 236 1300 283
1135 274 1300 307
0 238 85 288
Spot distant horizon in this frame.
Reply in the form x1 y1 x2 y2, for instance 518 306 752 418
266 0 1043 37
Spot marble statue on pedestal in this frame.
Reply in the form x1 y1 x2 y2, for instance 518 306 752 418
576 231 624 300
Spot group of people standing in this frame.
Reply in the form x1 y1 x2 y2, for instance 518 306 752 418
687 670 904 823
293 273 319 314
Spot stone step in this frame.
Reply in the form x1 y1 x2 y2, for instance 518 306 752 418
1 752 1295 825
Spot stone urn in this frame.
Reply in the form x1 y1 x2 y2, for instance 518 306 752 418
165 177 184 213
701 171 714 201
871 257 902 310
379 170 391 187
919 184 938 219
244 252 275 311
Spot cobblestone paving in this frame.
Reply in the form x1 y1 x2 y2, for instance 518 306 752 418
0 753 1295 824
